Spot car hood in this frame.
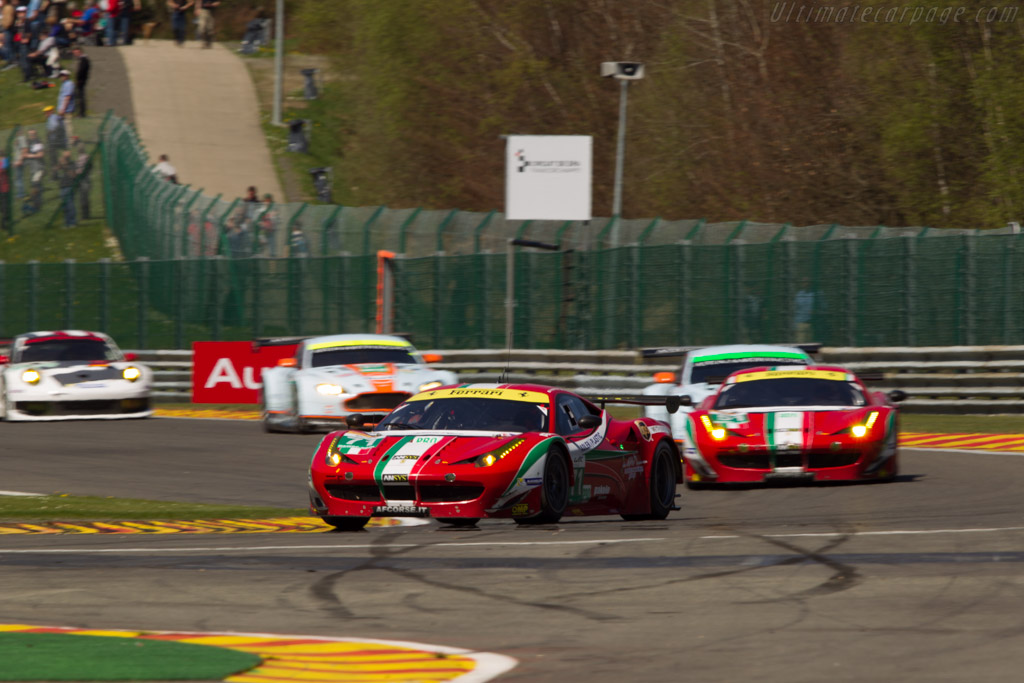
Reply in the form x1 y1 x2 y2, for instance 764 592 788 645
311 363 437 380
5 360 137 371
703 407 874 439
332 429 543 465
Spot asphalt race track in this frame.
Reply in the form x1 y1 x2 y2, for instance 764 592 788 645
3 418 1024 682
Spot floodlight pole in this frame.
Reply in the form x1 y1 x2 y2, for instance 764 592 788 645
611 78 629 245
272 0 284 127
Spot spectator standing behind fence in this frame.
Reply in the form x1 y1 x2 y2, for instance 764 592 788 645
54 149 77 228
117 0 138 46
196 0 217 48
2 1 15 69
72 46 89 116
0 150 10 234
258 192 277 256
72 136 91 219
153 153 177 183
44 105 64 168
11 128 27 202
793 278 820 343
101 0 117 46
22 128 45 215
56 69 75 140
167 0 191 46
289 222 309 257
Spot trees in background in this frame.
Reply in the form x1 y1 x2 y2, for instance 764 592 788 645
288 0 1024 229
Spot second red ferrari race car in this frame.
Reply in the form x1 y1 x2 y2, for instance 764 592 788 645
680 366 906 487
308 384 683 530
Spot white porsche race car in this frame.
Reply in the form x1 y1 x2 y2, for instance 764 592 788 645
641 344 817 440
261 334 458 432
0 330 153 421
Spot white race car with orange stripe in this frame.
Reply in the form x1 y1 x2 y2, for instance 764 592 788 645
260 334 458 432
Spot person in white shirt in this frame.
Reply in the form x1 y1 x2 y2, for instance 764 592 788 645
153 153 178 183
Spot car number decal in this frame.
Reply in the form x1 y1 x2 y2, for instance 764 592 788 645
766 412 805 452
375 435 447 492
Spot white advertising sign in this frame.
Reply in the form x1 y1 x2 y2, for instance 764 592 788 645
505 135 592 221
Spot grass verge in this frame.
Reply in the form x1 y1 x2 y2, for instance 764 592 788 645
0 633 261 682
0 493 304 522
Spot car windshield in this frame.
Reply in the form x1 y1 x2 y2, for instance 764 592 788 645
376 397 549 432
713 378 865 409
690 357 808 385
17 339 118 363
310 347 417 368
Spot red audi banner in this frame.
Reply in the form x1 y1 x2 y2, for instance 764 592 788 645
192 341 299 404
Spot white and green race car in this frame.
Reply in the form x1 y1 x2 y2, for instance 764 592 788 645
641 344 817 441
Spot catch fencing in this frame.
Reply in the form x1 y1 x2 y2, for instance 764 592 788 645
2 113 1023 351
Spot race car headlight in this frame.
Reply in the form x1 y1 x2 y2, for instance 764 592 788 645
325 440 359 467
122 366 141 382
316 383 343 396
418 380 443 392
851 411 879 439
700 415 727 441
22 369 41 385
475 438 525 467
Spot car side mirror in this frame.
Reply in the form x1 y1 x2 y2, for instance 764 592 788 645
346 413 367 428
123 352 138 361
423 353 443 363
578 414 602 430
888 389 907 403
277 357 298 367
653 371 675 384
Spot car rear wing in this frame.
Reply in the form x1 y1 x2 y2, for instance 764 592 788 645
640 342 822 359
252 336 310 351
589 394 682 414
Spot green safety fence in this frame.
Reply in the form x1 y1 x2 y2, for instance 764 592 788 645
1 231 1023 349
2 113 1019 350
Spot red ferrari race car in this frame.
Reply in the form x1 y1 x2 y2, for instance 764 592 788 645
680 366 906 487
308 384 683 530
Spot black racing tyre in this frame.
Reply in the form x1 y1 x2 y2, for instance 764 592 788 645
516 448 570 525
438 518 480 527
623 442 678 520
323 516 370 531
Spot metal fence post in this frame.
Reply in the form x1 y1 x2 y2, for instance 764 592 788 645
434 209 459 253
0 261 5 337
136 257 149 348
472 210 495 253
64 259 75 329
28 261 38 331
397 207 422 254
100 258 110 334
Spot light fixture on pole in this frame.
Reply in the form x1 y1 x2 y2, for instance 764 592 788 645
601 61 644 246
272 0 284 126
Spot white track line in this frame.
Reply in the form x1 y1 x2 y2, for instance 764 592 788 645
701 526 1024 540
0 537 666 554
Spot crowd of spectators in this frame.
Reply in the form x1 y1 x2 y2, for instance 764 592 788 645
1 105 93 231
182 187 287 259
